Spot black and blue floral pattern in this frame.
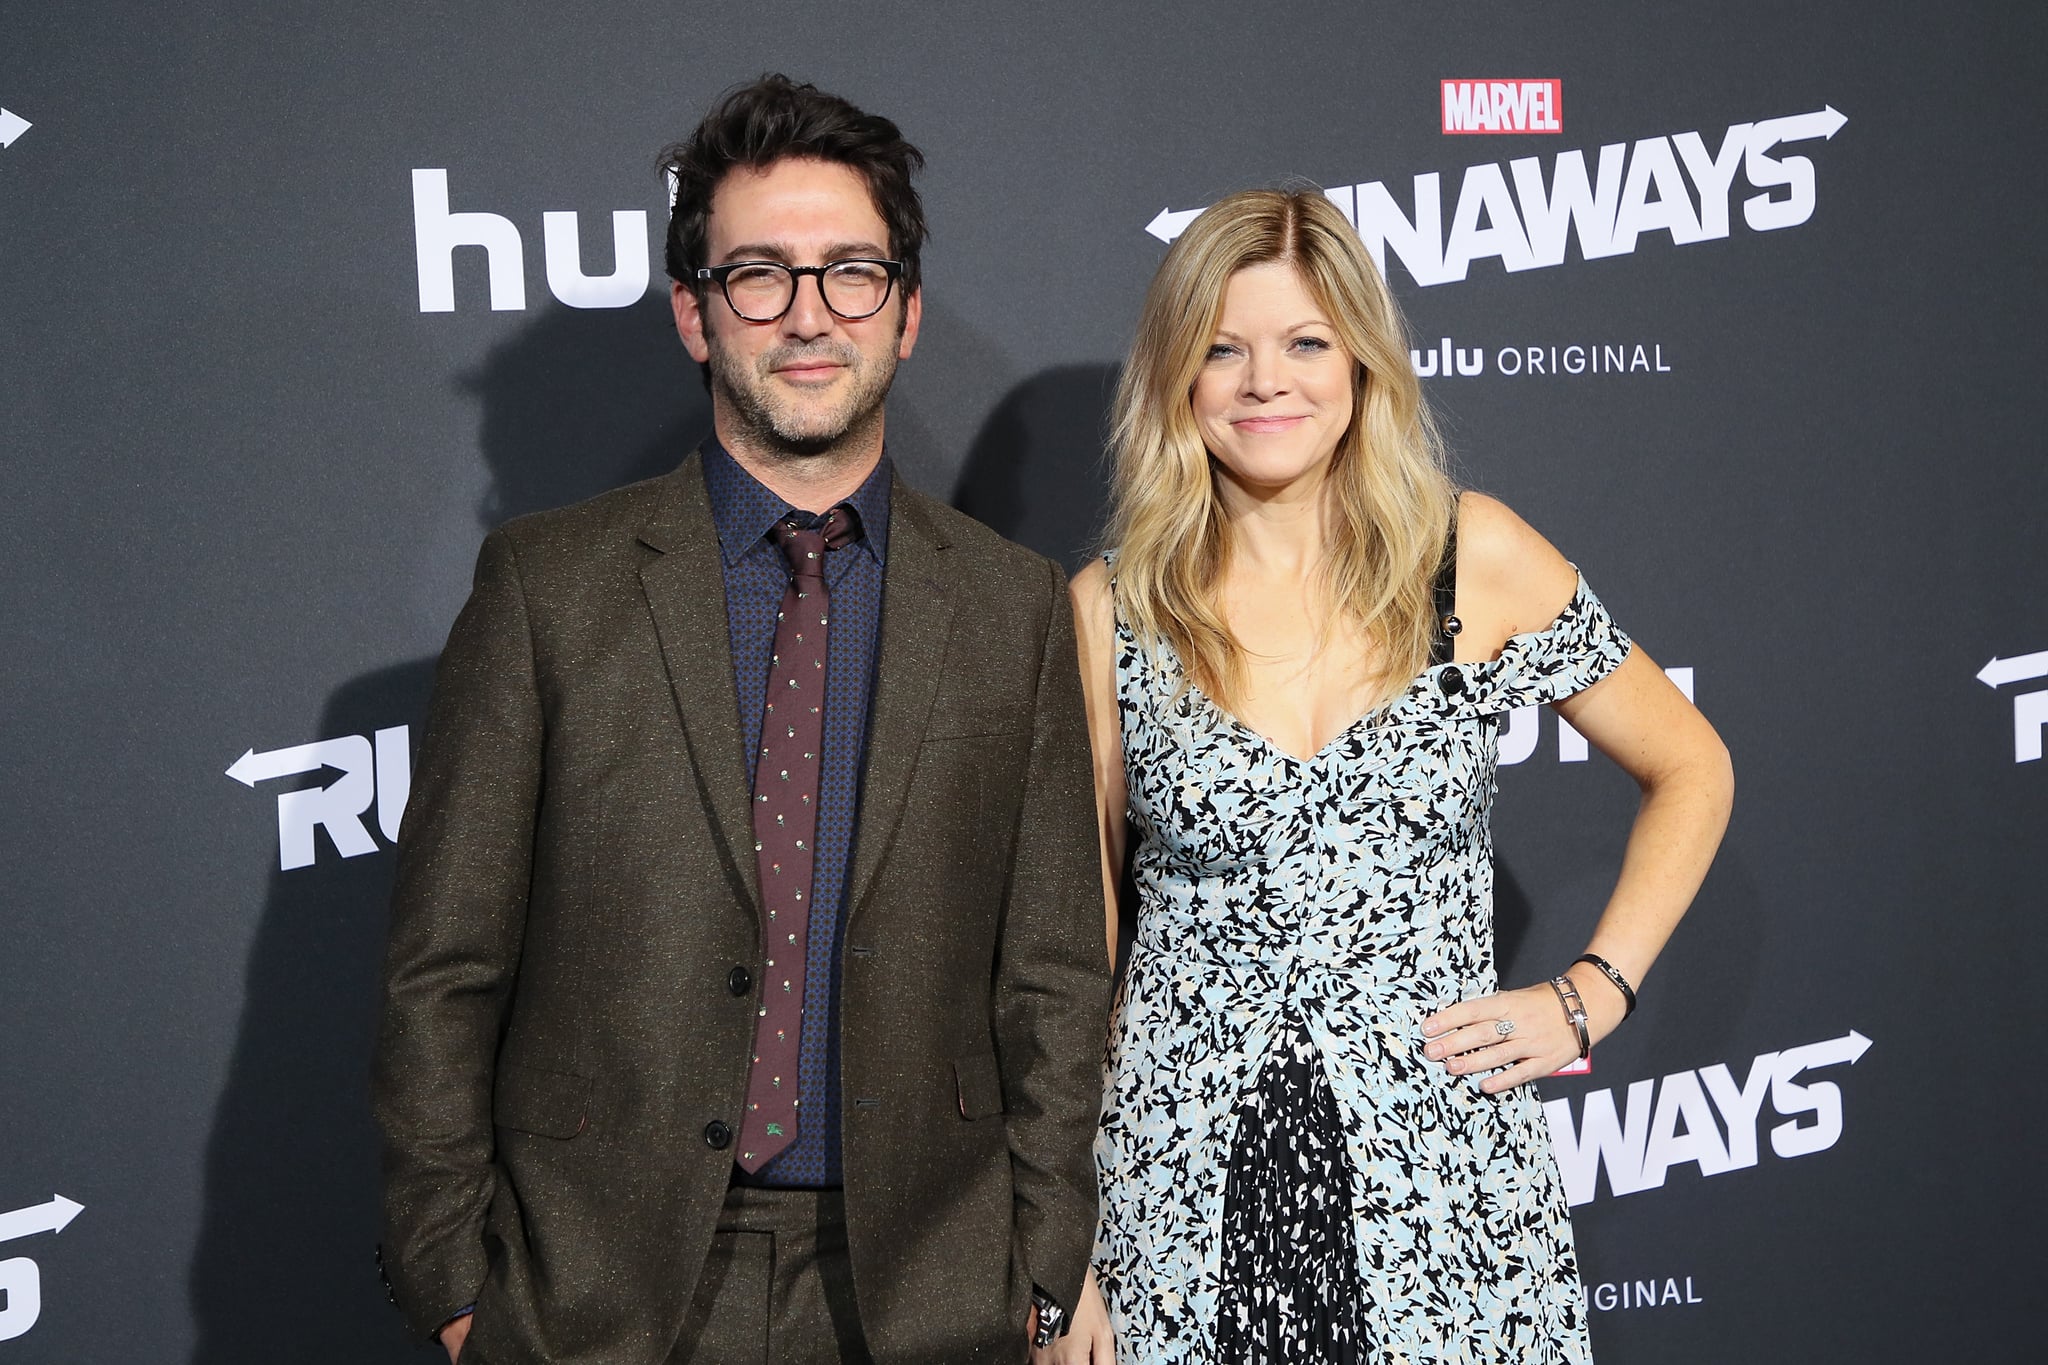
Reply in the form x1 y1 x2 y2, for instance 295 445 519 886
1094 568 1631 1364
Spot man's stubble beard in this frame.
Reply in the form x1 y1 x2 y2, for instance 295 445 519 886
706 327 902 464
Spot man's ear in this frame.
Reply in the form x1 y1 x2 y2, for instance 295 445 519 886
897 286 922 361
672 280 711 364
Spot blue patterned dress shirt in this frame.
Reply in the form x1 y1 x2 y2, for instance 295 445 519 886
701 438 889 1188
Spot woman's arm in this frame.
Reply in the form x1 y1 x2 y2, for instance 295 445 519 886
1423 494 1735 1092
1037 558 1123 1363
1069 558 1127 967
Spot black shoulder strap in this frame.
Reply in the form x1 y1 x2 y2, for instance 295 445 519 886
1429 502 1461 665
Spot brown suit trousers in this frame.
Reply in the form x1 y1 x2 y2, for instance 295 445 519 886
669 1186 869 1365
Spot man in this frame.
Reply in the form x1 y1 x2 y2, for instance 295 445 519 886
373 75 1110 1364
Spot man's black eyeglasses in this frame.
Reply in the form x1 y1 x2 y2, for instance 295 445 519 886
695 259 905 323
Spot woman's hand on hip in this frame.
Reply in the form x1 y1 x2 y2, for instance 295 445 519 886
1421 976 1620 1094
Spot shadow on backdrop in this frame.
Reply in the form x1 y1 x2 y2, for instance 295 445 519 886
1495 844 1761 1069
953 362 1133 975
1492 858 1538 981
188 298 707 1362
952 363 1119 574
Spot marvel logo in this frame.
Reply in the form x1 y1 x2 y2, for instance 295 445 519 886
1442 79 1562 134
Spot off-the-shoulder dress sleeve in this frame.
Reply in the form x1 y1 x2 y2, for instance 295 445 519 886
1463 573 1632 714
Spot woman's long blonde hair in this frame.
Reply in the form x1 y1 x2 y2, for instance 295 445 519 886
1106 187 1455 712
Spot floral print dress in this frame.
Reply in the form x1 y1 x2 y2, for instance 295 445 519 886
1093 562 1630 1365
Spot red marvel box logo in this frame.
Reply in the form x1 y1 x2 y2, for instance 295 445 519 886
1441 79 1563 134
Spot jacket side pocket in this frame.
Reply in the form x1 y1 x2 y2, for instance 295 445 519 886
491 1063 590 1139
954 1051 1005 1120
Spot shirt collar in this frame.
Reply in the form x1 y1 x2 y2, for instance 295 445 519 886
700 436 892 569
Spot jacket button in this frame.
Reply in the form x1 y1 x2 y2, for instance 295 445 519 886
1440 666 1466 697
727 965 752 996
703 1120 733 1150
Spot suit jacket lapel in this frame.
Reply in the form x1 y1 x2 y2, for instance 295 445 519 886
847 482 957 921
636 453 762 919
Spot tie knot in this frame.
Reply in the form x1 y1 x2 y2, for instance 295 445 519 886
773 505 858 576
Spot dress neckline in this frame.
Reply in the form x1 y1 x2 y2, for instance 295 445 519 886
1178 671 1393 766
1173 659 1487 767
1119 574 1596 767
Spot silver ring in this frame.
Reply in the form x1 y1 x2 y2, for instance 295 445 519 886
1494 1018 1517 1037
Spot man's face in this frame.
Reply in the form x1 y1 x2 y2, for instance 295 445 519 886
672 157 921 457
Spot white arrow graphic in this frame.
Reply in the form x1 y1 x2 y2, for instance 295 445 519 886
0 1195 83 1245
1777 1029 1872 1074
1977 651 2048 688
1145 205 1203 243
1753 104 1848 145
230 735 381 868
0 109 30 150
225 738 364 788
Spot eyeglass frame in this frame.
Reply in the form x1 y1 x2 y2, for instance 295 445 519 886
693 258 907 323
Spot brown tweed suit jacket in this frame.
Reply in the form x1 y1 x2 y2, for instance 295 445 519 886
372 452 1110 1364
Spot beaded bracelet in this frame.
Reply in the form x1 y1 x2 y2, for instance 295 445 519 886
1548 975 1591 1060
1574 953 1637 1018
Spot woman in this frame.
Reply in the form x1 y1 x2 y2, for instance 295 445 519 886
1054 190 1733 1364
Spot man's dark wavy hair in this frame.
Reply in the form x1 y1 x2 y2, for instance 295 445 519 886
660 74 928 295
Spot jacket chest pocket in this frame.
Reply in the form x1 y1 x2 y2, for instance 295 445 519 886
922 697 1032 741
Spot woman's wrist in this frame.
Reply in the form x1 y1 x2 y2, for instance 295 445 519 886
1573 953 1637 1016
1563 962 1628 1044
1545 974 1592 1059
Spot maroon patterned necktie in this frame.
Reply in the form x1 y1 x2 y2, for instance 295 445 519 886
736 504 858 1173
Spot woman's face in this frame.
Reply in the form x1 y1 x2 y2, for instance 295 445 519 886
1192 261 1356 499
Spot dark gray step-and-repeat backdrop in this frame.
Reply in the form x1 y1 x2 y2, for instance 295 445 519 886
4 4 2042 1360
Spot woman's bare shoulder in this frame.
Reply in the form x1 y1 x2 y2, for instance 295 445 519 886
1454 491 1582 647
1069 556 1116 639
1070 554 1113 593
